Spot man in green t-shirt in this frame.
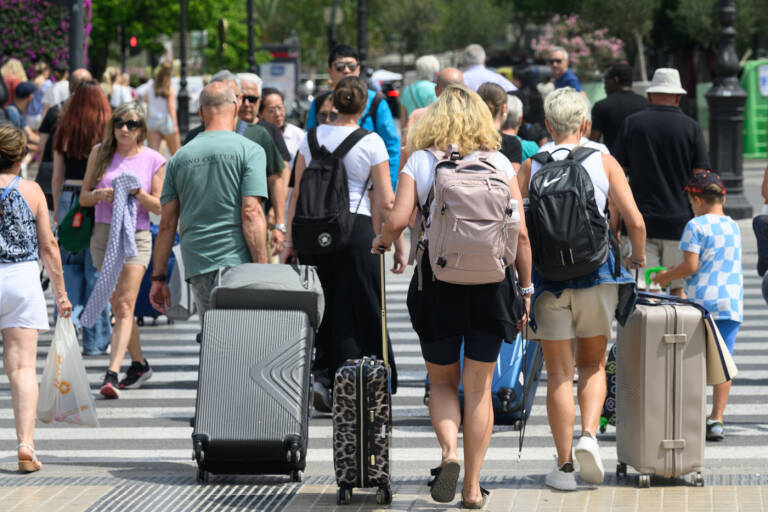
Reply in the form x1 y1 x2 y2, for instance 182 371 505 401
150 82 268 318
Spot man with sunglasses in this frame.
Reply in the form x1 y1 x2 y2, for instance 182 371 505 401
304 45 400 190
549 47 583 92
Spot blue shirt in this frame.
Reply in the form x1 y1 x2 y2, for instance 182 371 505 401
516 136 539 162
554 69 583 92
679 214 743 322
4 104 26 130
400 80 436 117
306 89 401 190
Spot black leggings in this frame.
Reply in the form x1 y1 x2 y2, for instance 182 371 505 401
420 328 503 366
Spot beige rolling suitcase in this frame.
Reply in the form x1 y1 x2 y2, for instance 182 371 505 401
615 296 707 487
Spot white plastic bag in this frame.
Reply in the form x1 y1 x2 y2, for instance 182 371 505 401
37 317 100 427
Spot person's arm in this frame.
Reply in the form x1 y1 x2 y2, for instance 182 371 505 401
133 165 164 215
652 251 699 287
36 132 49 163
31 181 72 317
167 87 178 132
51 150 66 216
241 195 268 263
399 104 408 134
762 165 768 203
603 154 646 267
282 154 306 263
79 145 114 207
516 158 532 200
266 162 287 254
375 171 417 249
148 198 179 313
374 99 401 190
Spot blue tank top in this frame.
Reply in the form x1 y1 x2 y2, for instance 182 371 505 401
0 176 39 263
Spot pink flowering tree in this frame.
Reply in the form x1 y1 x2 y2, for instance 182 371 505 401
531 14 625 80
0 0 93 77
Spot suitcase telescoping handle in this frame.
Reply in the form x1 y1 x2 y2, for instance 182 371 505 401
379 252 390 368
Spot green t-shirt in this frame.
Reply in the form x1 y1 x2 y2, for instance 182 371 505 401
162 130 268 278
243 124 284 177
517 135 540 162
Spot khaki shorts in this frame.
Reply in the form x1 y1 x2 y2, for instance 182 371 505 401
90 222 152 271
530 283 619 341
621 237 685 290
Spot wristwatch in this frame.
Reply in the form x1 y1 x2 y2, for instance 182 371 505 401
273 223 287 234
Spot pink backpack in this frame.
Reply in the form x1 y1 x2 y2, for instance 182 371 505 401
415 145 520 287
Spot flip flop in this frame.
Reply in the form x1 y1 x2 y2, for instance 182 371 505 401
18 442 41 473
461 487 489 509
427 458 460 503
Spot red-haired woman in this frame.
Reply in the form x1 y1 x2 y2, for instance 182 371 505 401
52 80 113 355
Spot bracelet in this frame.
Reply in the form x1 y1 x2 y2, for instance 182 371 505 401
283 241 293 248
519 285 535 296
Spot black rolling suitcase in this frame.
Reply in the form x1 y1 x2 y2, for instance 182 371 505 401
192 264 324 484
333 253 393 505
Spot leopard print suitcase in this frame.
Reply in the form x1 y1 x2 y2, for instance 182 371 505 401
332 356 392 505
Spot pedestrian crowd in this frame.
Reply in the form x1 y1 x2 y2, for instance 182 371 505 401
0 39 755 506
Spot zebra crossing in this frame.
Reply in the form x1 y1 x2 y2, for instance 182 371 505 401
0 220 766 486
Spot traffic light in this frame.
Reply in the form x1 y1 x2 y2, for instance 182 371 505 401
129 35 140 56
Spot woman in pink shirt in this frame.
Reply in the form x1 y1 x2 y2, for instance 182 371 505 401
80 103 166 399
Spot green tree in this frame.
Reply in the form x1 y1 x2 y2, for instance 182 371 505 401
668 0 768 53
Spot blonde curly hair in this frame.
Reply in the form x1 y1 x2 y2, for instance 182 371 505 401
406 84 500 155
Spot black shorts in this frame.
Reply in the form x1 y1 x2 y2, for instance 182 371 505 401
420 328 503 366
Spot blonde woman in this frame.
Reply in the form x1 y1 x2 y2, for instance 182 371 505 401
80 103 166 398
144 63 180 155
373 84 532 508
0 124 72 472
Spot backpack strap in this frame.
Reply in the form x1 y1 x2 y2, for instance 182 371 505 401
360 92 385 128
530 151 554 165
307 126 322 159
1 176 21 201
569 146 599 163
332 128 371 159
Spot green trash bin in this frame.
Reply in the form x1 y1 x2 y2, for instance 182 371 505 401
741 59 768 159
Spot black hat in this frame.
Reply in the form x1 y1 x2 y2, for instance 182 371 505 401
14 81 36 99
604 63 633 86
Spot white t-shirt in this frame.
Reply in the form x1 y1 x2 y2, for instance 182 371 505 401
401 149 516 222
43 80 69 108
540 137 610 154
298 125 388 217
282 122 305 170
110 84 133 107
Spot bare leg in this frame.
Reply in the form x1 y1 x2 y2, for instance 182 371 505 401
576 335 608 436
425 361 461 463
541 339 576 466
163 132 181 156
2 327 42 469
147 130 162 152
460 358 496 503
107 264 146 374
126 320 144 363
709 380 732 422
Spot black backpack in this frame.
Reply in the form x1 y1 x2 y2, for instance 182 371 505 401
292 126 370 255
528 147 610 281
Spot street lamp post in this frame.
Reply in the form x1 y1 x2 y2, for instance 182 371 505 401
705 0 752 219
247 0 256 73
68 0 84 71
177 0 190 136
357 0 368 67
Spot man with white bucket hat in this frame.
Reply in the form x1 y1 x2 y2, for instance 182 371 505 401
613 68 710 296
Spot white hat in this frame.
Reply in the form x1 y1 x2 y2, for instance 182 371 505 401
646 68 687 95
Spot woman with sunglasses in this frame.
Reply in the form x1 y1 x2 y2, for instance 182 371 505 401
52 80 113 356
80 103 166 398
0 124 72 473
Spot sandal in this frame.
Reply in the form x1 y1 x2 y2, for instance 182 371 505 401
461 487 489 509
427 458 460 503
18 442 42 473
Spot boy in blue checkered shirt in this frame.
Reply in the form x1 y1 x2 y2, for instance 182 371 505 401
652 171 742 442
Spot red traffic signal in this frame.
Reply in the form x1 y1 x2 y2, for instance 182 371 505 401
129 36 138 48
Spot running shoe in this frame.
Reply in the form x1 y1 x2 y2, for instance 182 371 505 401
544 460 577 491
100 370 120 399
312 381 332 413
706 419 725 441
574 432 605 484
119 360 153 389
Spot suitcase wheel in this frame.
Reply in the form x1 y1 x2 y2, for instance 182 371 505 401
286 442 300 463
336 486 352 505
694 472 704 487
616 462 627 478
638 474 651 488
290 470 302 482
196 468 209 484
376 485 392 505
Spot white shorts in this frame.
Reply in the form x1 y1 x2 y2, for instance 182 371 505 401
0 261 49 331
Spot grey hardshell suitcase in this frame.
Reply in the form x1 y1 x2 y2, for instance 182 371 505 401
616 297 707 487
192 308 314 483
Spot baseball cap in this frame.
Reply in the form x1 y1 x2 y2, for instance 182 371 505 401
604 63 633 86
14 81 36 99
685 171 726 196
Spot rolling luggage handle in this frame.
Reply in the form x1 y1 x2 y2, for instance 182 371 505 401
373 247 390 368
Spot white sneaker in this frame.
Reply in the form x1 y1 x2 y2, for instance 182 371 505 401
544 460 577 491
573 434 604 484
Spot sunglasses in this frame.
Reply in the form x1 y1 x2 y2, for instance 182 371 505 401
333 61 359 72
114 118 142 130
548 59 563 64
242 95 260 104
318 111 338 122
